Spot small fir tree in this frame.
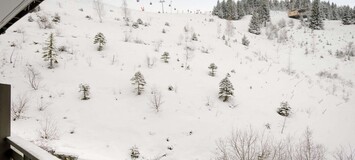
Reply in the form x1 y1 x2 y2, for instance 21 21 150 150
309 0 324 30
42 33 58 69
219 76 234 102
242 35 250 46
161 52 170 63
208 63 218 76
79 84 90 100
94 32 106 51
249 12 261 35
131 71 146 95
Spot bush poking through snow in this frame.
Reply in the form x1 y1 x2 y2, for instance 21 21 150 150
28 15 34 22
150 90 164 112
39 117 59 141
37 15 53 29
278 101 291 133
191 33 198 41
42 33 58 69
208 63 217 77
94 32 106 51
242 35 250 46
137 18 143 25
219 76 234 102
132 22 139 29
277 101 291 117
131 72 146 95
11 94 29 121
26 66 42 90
214 127 325 160
161 52 170 63
52 13 61 23
130 146 140 159
79 84 90 100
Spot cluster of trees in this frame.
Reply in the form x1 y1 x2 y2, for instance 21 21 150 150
212 0 355 25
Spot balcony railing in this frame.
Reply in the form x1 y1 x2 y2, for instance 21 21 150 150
0 83 59 160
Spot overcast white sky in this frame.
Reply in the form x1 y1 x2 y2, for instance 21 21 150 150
102 0 354 12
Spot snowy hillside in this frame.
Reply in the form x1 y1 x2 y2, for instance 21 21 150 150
0 0 355 159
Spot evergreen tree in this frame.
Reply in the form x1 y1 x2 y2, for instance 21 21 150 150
94 32 106 51
237 1 245 19
219 76 234 102
226 0 237 20
161 52 170 63
248 12 261 35
131 71 146 95
309 0 324 30
258 0 271 27
208 63 218 76
42 33 58 69
79 84 90 100
242 35 250 46
221 0 227 19
342 9 352 25
212 0 221 16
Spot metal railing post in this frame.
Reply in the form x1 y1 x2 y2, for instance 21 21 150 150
0 84 11 160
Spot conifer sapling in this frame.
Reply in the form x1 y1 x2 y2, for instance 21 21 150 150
94 32 106 51
79 84 90 100
219 76 234 102
161 52 170 63
208 63 218 76
42 33 58 69
131 71 146 95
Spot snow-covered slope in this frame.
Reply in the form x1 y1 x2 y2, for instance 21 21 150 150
0 0 354 159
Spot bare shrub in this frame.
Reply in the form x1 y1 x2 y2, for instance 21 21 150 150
122 0 130 25
294 128 326 160
26 66 42 90
93 0 105 23
11 94 29 121
214 128 326 160
146 56 157 68
150 89 164 112
36 14 53 29
153 40 163 52
38 117 59 140
333 146 355 160
124 29 132 42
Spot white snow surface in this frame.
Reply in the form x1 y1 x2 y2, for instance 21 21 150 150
0 0 355 159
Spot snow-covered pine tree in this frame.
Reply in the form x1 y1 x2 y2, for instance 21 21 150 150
221 0 227 19
42 33 58 69
94 32 106 51
79 84 90 100
242 35 250 46
309 0 324 30
226 0 237 20
236 1 245 20
208 63 218 76
258 0 271 27
212 0 220 16
248 12 261 35
342 9 352 25
131 71 146 95
161 52 170 63
219 76 234 102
